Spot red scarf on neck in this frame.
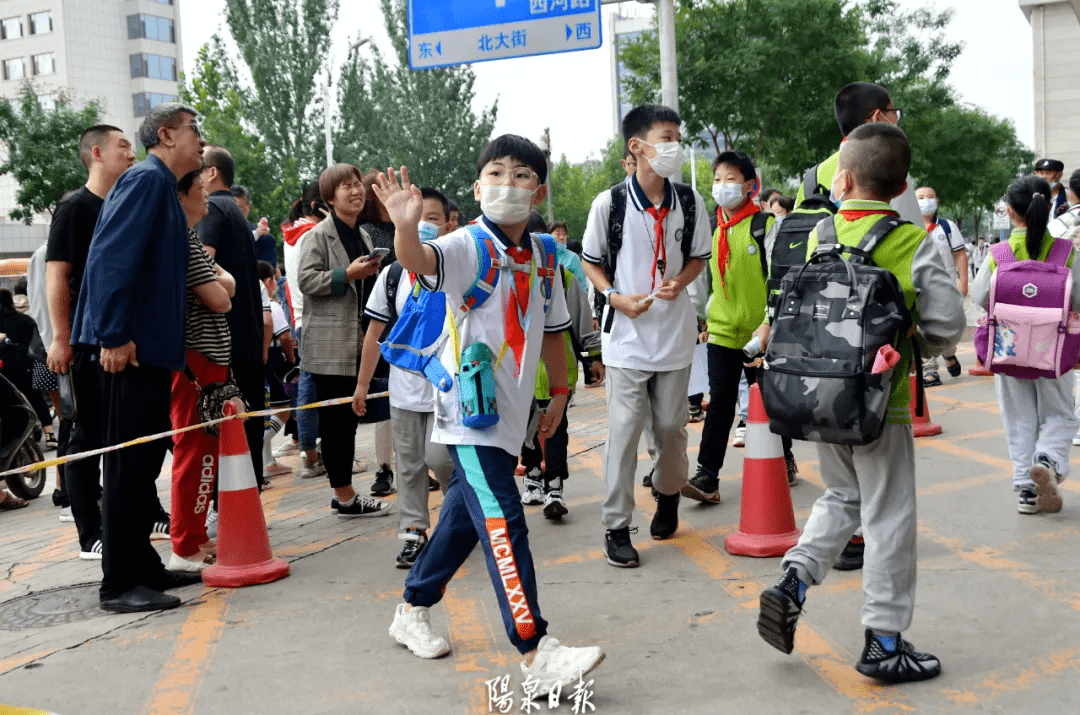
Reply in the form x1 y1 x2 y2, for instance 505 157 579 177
715 201 760 293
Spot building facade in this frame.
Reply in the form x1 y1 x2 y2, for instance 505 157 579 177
0 0 183 254
1020 0 1080 172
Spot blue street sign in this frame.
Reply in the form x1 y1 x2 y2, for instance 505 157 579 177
408 0 602 70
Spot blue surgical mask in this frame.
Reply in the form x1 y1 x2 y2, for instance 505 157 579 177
418 220 440 242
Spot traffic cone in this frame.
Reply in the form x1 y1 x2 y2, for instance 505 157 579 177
969 359 993 376
909 374 943 438
725 384 801 557
202 402 290 588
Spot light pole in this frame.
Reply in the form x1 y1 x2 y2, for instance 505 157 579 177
324 37 370 169
539 127 554 225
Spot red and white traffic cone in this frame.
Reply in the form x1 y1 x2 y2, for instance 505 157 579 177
909 374 943 438
202 403 290 588
724 384 801 557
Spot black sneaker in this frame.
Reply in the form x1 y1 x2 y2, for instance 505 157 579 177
150 516 170 541
681 467 721 504
650 491 679 540
604 527 639 568
688 404 704 423
428 476 440 492
642 469 654 488
332 495 391 518
52 488 69 508
923 372 942 388
396 531 428 569
371 465 395 496
1018 487 1039 514
856 630 941 683
946 356 962 378
834 535 864 570
785 455 798 487
757 567 805 654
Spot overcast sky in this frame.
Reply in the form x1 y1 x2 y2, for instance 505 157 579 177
177 0 1036 164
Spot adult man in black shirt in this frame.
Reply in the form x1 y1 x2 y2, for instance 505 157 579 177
198 145 267 484
45 124 135 559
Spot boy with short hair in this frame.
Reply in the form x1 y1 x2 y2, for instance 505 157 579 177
354 187 455 569
756 123 965 683
581 104 711 567
374 136 604 694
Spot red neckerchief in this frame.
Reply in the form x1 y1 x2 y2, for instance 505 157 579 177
645 205 670 290
503 243 533 373
715 201 760 295
838 208 897 221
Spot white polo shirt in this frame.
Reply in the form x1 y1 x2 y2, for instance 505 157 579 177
365 265 436 414
419 218 572 456
581 176 711 371
927 218 965 275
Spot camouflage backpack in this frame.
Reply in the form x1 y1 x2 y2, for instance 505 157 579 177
760 215 913 446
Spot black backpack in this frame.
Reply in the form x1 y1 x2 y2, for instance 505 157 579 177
593 181 699 320
760 215 915 446
767 165 838 305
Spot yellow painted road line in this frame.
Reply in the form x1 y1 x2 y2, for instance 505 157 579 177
141 590 231 715
941 648 1080 708
0 648 60 676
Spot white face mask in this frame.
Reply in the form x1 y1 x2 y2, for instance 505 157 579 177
479 185 535 225
829 171 848 208
641 140 683 179
417 220 440 242
712 182 745 211
918 198 938 216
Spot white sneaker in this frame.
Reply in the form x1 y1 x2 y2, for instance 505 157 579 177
301 457 327 479
520 635 605 697
521 474 544 506
205 508 218 539
1072 434 1080 447
59 506 75 522
263 461 292 478
732 422 747 448
79 539 103 560
272 440 300 458
167 551 210 573
389 604 451 659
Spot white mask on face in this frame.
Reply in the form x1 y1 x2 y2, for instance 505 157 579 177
712 182 745 211
829 170 848 208
917 198 938 216
479 185 535 225
417 220 440 242
640 140 684 179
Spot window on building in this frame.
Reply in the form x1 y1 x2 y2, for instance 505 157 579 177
1 17 22 40
32 52 54 75
28 11 51 35
132 91 178 117
126 14 174 43
2 57 26 81
129 53 177 80
39 93 55 111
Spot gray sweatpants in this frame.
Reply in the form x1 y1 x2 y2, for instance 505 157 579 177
601 366 690 530
782 424 917 634
996 373 1077 489
390 406 454 532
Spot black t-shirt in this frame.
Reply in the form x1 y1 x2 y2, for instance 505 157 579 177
197 190 263 363
333 214 374 323
45 186 105 313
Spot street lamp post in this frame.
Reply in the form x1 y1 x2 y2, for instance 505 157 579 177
539 127 554 225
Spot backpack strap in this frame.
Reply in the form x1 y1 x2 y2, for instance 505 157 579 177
384 262 404 325
813 216 839 248
534 233 559 314
938 217 952 241
604 181 628 284
853 216 907 263
461 223 502 313
990 241 1016 265
1046 237 1072 266
750 211 770 277
672 182 698 269
804 163 829 198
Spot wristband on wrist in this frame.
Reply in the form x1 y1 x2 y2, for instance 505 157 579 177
549 386 571 396
602 288 619 300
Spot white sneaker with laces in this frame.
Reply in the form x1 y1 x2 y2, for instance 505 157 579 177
167 551 210 573
520 635 605 697
301 457 327 479
389 604 451 659
205 508 218 539
59 506 74 522
732 423 747 448
521 474 544 506
263 461 292 478
272 440 300 459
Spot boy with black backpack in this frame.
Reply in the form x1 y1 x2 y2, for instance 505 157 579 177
755 123 965 684
581 104 711 567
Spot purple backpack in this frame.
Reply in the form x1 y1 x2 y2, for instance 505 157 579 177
974 238 1080 379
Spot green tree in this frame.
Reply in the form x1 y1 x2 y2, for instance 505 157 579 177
0 85 100 224
332 0 497 217
548 136 628 239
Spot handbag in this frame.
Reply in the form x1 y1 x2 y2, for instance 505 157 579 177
184 365 246 435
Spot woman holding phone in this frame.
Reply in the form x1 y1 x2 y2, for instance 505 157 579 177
297 163 392 518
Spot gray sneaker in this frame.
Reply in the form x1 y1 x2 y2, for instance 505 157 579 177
301 457 327 479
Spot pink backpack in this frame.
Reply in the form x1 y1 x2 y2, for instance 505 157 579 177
974 238 1080 379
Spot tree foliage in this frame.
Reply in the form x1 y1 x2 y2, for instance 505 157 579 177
332 0 497 218
0 85 100 224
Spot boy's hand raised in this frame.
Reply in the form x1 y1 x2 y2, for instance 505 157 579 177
372 166 423 228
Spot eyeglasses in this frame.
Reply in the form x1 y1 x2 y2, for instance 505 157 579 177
482 166 539 186
174 121 202 138
886 107 903 121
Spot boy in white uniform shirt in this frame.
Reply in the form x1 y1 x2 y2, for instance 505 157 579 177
354 188 455 569
581 104 712 568
373 136 605 696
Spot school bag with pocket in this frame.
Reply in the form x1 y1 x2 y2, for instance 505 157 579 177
973 239 1080 379
766 165 838 308
760 215 913 446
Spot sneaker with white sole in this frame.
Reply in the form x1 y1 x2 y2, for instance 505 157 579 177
542 478 568 519
1073 434 1080 447
519 635 605 697
272 440 300 459
263 461 292 478
301 457 327 479
205 507 218 539
79 539 103 560
1018 487 1039 514
331 494 392 518
1030 455 1063 513
150 517 170 541
855 629 941 683
167 551 211 573
59 506 75 523
389 604 451 659
521 470 544 506
732 421 747 448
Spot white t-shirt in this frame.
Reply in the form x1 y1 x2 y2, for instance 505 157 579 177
420 219 572 455
270 301 289 339
581 176 712 371
927 218 965 274
365 265 436 414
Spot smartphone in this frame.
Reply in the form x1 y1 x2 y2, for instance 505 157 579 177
366 247 390 262
57 372 77 420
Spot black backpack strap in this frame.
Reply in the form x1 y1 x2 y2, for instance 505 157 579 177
604 182 628 285
672 182 698 268
912 337 925 418
853 216 908 263
750 211 770 277
813 216 839 249
384 262 404 325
